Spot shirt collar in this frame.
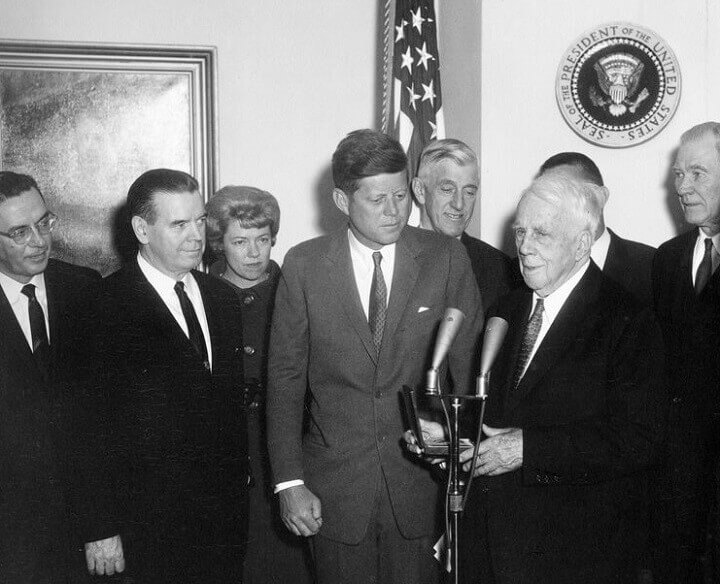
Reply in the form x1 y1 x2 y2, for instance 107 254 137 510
532 260 591 322
590 228 611 270
696 228 720 254
137 252 191 293
0 269 46 303
347 227 397 266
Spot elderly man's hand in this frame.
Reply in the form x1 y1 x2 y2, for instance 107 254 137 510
85 534 125 576
279 485 323 537
460 424 523 477
402 418 446 456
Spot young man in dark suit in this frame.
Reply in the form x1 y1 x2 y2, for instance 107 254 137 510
651 122 720 582
453 173 666 584
267 130 483 584
0 171 100 584
412 138 515 315
538 152 656 306
76 169 248 583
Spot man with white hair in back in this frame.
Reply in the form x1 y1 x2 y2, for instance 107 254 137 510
412 138 515 314
453 173 666 584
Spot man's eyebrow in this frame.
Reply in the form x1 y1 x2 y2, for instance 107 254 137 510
5 212 51 232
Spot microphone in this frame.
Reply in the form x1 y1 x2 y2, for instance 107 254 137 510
426 308 465 395
475 316 509 397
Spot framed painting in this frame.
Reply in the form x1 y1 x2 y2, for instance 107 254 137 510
0 40 217 275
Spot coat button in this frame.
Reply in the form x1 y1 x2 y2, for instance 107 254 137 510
243 293 256 306
244 345 255 355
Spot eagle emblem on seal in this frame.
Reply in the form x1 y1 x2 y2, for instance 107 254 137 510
589 53 650 117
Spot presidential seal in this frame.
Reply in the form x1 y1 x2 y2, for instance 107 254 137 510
556 23 681 148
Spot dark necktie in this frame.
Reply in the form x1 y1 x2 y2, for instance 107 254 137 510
21 283 50 371
174 280 209 366
511 298 544 389
368 251 387 354
695 238 715 295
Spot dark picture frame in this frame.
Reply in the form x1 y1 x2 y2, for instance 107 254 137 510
0 40 218 275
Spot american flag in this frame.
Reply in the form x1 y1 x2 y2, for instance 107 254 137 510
390 0 445 177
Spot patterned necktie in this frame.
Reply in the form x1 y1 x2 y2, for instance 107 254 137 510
21 283 50 371
368 251 387 354
511 298 544 389
174 280 209 365
695 238 715 295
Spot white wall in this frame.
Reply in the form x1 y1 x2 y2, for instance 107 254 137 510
0 0 379 262
478 0 720 253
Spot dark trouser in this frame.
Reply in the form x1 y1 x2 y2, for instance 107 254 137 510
650 417 720 584
310 474 440 584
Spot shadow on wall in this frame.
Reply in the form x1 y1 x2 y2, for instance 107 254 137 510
662 146 686 238
112 202 139 269
314 163 347 235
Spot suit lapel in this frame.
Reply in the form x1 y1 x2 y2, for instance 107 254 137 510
324 228 378 363
127 260 204 363
498 293 532 415
507 265 601 413
44 261 64 368
383 230 420 353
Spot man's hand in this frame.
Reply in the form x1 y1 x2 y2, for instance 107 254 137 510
460 424 523 477
278 484 322 537
85 534 125 576
403 418 446 456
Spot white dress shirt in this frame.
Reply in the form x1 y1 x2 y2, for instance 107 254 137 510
347 228 396 318
692 229 720 286
520 260 591 380
590 228 611 270
0 271 50 350
136 252 213 368
274 227 398 494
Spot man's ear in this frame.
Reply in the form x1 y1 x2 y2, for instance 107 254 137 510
333 188 350 216
131 215 150 245
411 177 426 205
576 229 593 260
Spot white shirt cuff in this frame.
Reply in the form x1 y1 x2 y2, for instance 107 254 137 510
274 479 305 494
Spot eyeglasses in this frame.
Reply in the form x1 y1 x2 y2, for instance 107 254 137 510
0 212 58 245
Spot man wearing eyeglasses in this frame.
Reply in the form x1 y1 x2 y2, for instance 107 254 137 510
0 170 100 584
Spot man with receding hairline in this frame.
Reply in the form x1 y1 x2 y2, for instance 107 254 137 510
453 173 665 584
0 170 100 584
651 122 720 582
413 138 515 314
75 168 248 584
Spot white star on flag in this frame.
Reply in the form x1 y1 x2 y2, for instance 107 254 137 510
395 19 407 43
401 46 414 72
415 42 435 71
421 79 436 107
407 84 421 110
411 7 425 33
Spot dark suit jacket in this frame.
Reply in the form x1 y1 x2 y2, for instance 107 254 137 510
460 232 516 315
462 263 666 584
653 229 720 421
74 259 248 583
603 228 656 306
0 259 99 584
267 226 483 544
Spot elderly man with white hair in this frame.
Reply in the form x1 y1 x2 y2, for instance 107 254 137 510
454 173 666 584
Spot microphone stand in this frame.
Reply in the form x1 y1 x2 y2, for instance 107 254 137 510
426 370 488 584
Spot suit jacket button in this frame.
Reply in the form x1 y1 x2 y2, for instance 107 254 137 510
672 396 683 404
244 345 256 355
